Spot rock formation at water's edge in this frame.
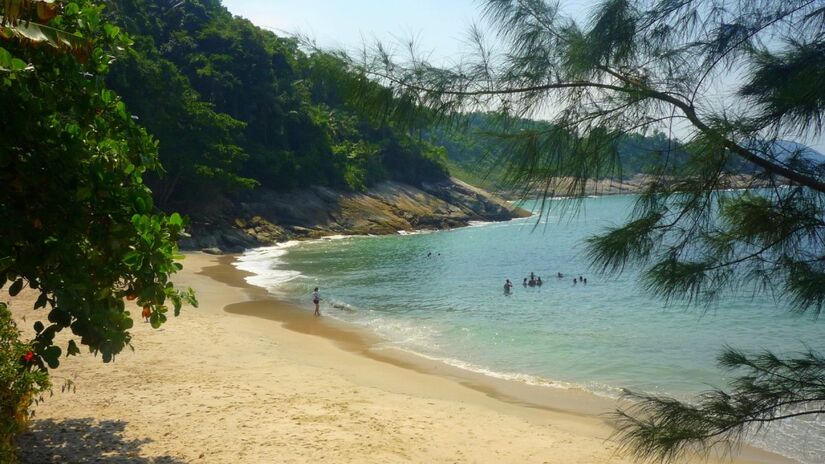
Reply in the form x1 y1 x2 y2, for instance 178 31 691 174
179 178 530 253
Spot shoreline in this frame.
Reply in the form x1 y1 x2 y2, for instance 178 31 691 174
211 253 792 464
211 254 619 419
13 252 793 463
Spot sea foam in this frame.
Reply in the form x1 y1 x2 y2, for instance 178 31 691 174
234 242 304 293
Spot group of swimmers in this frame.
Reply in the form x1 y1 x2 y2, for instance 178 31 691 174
503 272 588 293
524 272 543 287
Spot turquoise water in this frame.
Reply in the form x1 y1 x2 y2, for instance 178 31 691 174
236 195 824 462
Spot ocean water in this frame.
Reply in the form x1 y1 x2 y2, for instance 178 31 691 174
236 195 824 463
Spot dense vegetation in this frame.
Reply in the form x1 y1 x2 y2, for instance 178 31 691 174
1 0 195 459
104 0 448 213
1 0 198 366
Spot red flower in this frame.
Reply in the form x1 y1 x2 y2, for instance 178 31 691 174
23 351 34 363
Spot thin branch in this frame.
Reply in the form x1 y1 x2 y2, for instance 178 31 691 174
689 0 818 105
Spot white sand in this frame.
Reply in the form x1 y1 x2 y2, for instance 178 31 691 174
11 253 790 463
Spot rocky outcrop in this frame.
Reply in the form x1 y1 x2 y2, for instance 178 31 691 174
179 178 529 252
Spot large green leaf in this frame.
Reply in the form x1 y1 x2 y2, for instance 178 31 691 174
0 6 90 59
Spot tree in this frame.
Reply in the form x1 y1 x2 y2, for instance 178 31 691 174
106 36 256 209
1 0 196 371
339 0 825 461
100 0 449 202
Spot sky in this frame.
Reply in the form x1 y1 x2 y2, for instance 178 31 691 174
221 0 482 61
221 0 595 63
220 0 824 152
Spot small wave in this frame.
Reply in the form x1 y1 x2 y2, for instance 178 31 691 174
326 299 358 312
234 235 372 292
320 297 623 398
360 318 442 348
397 229 437 236
234 242 304 293
745 407 825 464
316 234 356 241
378 346 623 397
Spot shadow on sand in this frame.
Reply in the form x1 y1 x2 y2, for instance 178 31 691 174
17 418 186 463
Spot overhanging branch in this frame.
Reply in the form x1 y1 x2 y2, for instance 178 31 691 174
368 66 825 194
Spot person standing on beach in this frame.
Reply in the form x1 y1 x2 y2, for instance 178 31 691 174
312 287 321 316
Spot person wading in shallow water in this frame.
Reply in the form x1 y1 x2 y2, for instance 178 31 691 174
312 287 321 316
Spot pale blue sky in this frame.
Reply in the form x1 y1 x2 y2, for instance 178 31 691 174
221 0 594 63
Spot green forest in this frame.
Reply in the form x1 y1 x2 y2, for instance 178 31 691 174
104 0 449 212
103 0 714 209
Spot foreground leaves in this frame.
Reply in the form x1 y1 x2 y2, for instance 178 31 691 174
1 0 196 369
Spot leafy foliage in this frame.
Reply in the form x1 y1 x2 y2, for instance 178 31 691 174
0 0 196 371
102 0 448 210
0 0 87 61
0 303 49 464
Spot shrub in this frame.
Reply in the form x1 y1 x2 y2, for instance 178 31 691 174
0 303 50 463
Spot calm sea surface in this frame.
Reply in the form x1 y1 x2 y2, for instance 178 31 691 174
236 195 824 462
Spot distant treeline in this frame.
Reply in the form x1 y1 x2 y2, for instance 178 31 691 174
104 0 448 211
428 113 760 191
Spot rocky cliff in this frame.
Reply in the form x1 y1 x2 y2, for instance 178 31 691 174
179 178 530 252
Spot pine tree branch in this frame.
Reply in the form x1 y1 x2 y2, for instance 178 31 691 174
368 68 631 97
369 61 825 194
615 348 825 462
641 89 825 194
703 227 807 272
688 0 818 105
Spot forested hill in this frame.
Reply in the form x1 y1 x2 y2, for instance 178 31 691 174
99 0 528 251
104 0 448 212
430 113 766 192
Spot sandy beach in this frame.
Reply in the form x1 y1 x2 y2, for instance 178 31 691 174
11 253 792 463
